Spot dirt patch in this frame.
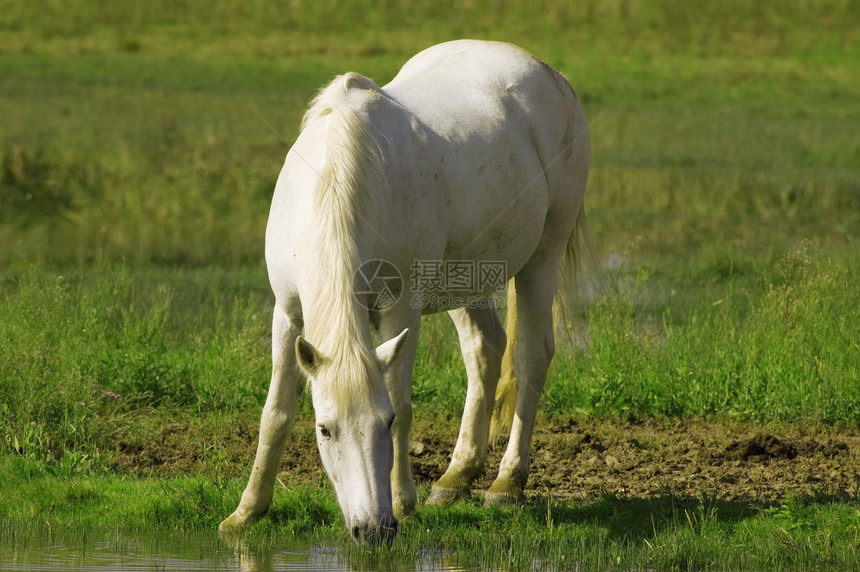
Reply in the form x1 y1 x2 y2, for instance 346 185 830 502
723 433 798 462
517 418 859 502
106 413 860 503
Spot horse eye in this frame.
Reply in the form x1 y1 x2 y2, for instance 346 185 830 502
318 425 332 439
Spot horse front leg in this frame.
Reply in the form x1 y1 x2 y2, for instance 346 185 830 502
379 313 422 520
427 304 505 504
220 305 303 533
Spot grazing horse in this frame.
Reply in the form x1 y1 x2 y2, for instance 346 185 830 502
220 40 589 543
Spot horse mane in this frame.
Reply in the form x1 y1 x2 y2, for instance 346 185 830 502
300 73 390 405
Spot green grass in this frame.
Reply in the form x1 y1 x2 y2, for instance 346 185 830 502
3 252 856 474
544 244 860 423
1 461 858 570
2 0 860 568
2 0 858 268
0 264 273 470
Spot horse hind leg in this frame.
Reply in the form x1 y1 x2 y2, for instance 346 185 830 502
490 277 570 449
427 304 505 505
219 305 303 534
488 281 517 448
485 266 556 505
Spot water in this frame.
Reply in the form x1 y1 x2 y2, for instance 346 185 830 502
0 529 467 571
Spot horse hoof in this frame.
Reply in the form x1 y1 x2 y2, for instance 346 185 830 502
218 513 249 536
484 477 525 506
393 497 417 520
427 485 470 505
483 490 523 506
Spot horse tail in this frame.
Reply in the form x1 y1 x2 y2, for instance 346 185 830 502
554 207 588 335
488 207 588 448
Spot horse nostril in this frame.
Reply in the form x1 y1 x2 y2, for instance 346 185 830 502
351 525 363 542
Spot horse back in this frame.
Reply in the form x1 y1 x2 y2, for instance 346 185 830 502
382 40 589 274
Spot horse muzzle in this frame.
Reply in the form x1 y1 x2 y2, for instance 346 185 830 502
350 516 399 544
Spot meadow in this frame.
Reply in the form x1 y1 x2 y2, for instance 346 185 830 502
1 0 860 569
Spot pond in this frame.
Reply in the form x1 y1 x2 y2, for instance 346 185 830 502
0 528 468 571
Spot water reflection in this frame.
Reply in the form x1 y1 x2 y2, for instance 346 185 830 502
0 529 466 571
230 535 465 572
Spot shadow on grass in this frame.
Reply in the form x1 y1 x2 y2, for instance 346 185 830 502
524 486 860 544
530 490 764 540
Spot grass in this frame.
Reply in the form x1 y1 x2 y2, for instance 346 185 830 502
0 264 273 470
3 249 857 474
1 463 858 570
2 0 860 568
544 244 860 423
2 1 858 269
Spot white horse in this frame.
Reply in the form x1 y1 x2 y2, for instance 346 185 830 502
220 40 589 543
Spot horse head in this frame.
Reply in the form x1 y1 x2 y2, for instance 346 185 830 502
295 329 409 543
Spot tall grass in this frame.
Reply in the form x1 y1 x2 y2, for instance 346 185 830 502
544 244 860 423
0 264 271 472
2 245 857 473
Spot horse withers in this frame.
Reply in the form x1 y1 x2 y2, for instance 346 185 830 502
219 40 590 543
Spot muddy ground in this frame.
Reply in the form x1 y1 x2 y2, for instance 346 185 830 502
111 413 860 504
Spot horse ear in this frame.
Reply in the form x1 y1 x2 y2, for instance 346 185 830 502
295 335 322 374
375 328 409 370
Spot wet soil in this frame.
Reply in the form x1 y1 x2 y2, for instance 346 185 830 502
412 416 860 502
109 413 860 503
